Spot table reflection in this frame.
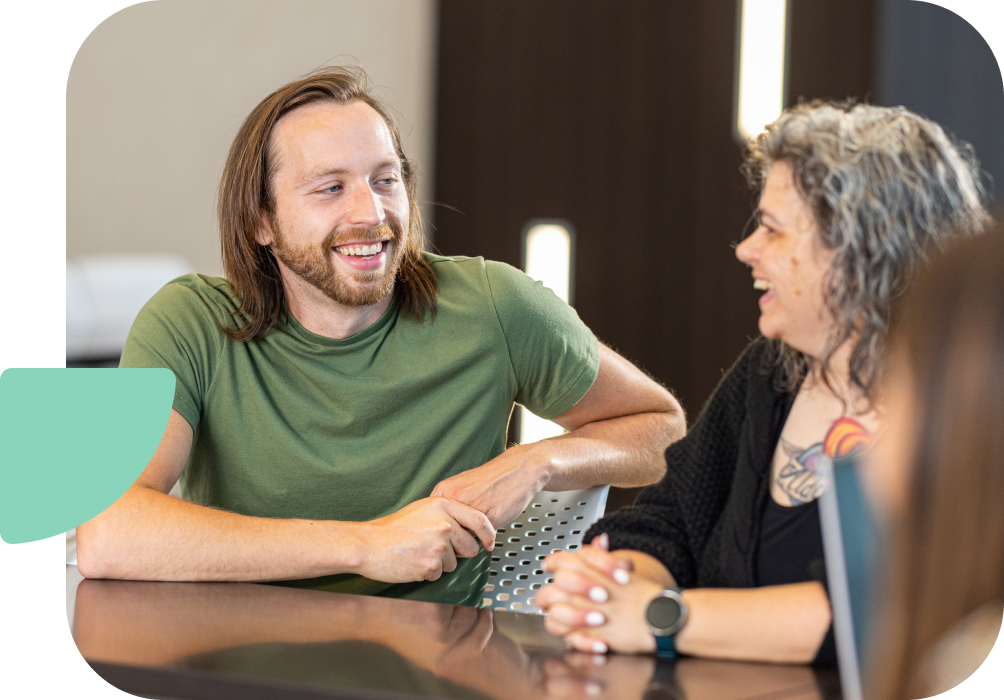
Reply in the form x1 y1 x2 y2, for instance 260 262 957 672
70 572 839 700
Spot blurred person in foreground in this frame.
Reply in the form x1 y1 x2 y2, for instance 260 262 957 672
864 225 1004 700
75 67 685 605
536 102 989 664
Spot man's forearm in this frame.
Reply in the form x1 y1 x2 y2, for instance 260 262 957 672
76 483 365 582
529 409 683 490
431 408 683 528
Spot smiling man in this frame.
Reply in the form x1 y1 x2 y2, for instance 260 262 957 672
75 67 685 606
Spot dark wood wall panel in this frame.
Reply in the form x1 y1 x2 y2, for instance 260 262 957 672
434 0 877 425
787 0 877 104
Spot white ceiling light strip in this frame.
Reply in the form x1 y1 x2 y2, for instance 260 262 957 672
736 0 789 140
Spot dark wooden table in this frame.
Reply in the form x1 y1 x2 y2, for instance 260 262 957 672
67 565 841 700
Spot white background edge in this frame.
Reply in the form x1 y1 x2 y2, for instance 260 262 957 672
0 1 1000 698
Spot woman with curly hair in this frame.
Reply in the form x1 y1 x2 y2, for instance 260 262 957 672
536 101 989 665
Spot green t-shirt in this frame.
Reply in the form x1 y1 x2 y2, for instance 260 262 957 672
120 253 599 606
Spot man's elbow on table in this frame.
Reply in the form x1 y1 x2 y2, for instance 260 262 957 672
646 394 686 481
554 343 687 489
74 494 148 580
663 393 687 444
606 385 687 488
75 518 115 579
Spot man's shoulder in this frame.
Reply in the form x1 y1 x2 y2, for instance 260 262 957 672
422 252 522 277
422 252 524 299
423 252 489 279
142 273 241 329
421 252 534 296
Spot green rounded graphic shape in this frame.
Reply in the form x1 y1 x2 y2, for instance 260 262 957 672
0 367 175 544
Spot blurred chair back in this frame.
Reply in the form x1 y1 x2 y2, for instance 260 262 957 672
485 485 609 613
67 254 192 364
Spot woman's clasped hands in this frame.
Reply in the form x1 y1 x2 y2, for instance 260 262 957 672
537 533 673 655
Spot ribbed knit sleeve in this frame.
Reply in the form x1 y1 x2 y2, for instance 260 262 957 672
583 340 765 587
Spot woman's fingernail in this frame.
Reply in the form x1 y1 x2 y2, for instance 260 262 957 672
586 680 602 696
589 586 608 603
596 533 610 550
585 611 606 626
592 640 608 654
612 569 630 585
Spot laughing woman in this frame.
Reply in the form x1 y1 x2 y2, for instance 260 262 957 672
535 102 989 665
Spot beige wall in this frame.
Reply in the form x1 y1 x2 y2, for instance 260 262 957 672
67 0 438 276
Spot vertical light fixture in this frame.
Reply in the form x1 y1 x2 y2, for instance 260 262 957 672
520 220 573 444
734 0 789 141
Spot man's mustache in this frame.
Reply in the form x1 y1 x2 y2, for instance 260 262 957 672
325 222 400 248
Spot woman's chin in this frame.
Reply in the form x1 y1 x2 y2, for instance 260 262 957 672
757 317 783 341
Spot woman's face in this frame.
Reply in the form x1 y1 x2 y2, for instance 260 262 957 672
735 161 835 358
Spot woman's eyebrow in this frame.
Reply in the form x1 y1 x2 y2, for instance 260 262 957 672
759 207 784 228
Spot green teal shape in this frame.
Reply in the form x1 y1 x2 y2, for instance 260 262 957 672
0 367 175 544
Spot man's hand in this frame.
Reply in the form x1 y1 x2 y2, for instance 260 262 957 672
353 496 496 583
431 443 545 529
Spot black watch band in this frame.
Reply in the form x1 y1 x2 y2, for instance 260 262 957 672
654 632 677 658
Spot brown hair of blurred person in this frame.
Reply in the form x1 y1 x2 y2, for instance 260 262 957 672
217 66 437 342
869 222 1004 700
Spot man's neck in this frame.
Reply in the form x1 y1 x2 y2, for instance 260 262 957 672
280 268 393 340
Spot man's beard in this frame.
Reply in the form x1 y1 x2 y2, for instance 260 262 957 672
271 221 405 308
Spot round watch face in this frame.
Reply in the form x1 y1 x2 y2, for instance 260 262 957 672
646 595 682 632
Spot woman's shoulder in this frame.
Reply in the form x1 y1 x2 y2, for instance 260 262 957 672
715 336 786 396
741 335 784 368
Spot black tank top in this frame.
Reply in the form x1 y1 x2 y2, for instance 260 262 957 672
757 496 837 666
757 497 826 586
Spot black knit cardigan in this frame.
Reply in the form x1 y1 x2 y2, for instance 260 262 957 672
584 337 836 664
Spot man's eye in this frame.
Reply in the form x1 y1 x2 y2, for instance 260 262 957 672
376 177 397 186
323 184 342 194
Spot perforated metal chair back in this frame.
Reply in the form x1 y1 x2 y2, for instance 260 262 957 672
484 485 609 613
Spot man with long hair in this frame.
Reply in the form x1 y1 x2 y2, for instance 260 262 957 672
76 67 684 605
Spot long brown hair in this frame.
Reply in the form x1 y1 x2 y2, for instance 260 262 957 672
217 66 437 341
868 223 1004 699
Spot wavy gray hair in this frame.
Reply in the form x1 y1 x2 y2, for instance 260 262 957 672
741 101 990 402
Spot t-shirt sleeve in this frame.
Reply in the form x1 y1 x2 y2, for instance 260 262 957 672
484 261 599 420
118 277 228 432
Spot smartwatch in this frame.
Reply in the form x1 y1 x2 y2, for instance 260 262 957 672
645 588 688 658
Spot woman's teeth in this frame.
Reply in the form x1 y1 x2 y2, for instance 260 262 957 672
336 242 383 257
753 279 773 291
